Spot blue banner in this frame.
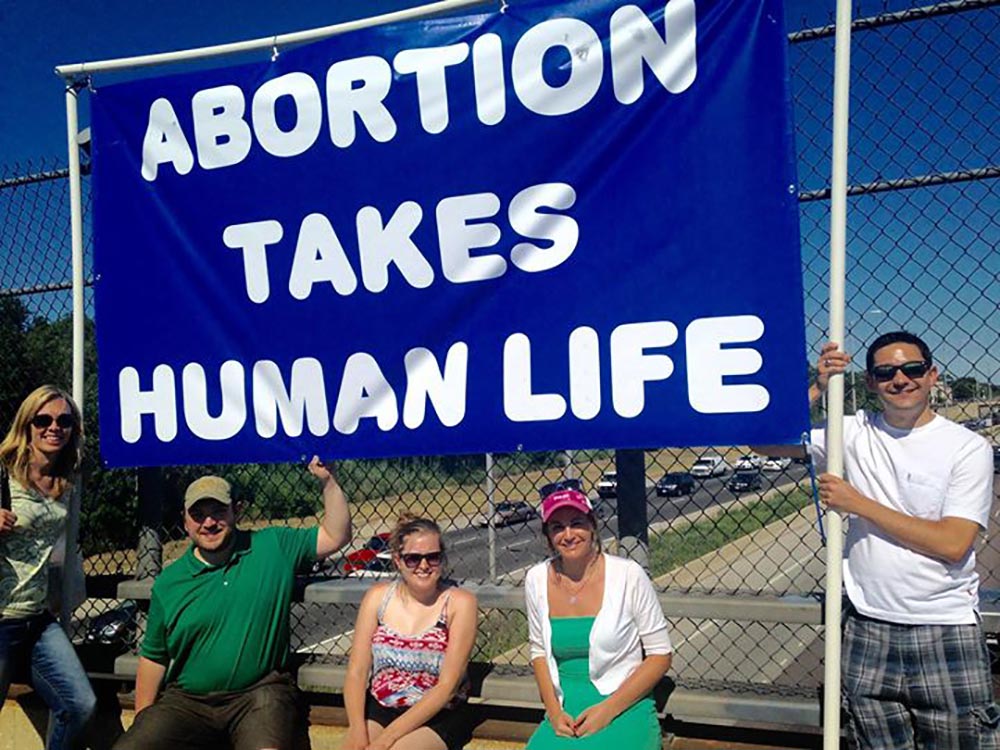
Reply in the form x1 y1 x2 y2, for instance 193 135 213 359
91 0 809 467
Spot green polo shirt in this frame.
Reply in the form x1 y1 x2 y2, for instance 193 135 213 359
141 526 317 694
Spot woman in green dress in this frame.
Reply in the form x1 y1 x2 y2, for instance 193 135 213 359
524 488 672 749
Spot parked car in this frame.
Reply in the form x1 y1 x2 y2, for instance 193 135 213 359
492 500 539 526
728 470 763 494
655 472 696 497
539 478 583 499
690 456 728 477
347 551 396 578
596 472 618 498
762 456 792 472
734 454 763 471
84 600 139 650
342 532 392 574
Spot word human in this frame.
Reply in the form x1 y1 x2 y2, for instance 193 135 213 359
140 1 697 181
117 315 769 443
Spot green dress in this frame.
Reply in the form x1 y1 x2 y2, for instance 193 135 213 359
526 616 661 750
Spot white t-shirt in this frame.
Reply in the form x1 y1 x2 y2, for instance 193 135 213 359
525 554 672 703
810 411 994 625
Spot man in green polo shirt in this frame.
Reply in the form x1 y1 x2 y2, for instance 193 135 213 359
113 457 351 750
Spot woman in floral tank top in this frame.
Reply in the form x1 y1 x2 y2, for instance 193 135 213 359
343 514 477 750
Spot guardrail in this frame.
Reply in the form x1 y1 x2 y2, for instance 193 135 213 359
103 578 1000 733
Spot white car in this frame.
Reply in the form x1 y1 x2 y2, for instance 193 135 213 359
690 456 728 477
596 472 617 498
762 456 792 472
734 454 763 471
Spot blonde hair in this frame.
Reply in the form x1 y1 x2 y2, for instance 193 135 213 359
388 513 444 557
0 385 83 497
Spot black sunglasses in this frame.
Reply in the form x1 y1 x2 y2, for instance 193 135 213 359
31 414 75 429
869 361 930 382
187 504 231 523
400 551 443 569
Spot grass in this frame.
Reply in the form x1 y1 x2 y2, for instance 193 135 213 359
648 489 814 577
476 609 529 662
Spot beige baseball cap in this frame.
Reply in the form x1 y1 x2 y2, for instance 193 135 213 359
183 476 233 511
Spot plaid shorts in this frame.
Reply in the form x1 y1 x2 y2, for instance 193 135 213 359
842 607 1000 750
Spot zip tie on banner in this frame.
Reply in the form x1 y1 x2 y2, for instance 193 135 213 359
66 76 92 94
500 0 509 13
802 431 826 544
271 35 280 62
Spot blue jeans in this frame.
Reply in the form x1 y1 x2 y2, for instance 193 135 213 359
0 612 97 750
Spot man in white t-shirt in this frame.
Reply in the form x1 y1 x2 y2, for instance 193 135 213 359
758 331 999 748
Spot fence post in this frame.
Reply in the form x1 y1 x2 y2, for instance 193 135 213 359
135 467 165 579
615 449 648 569
485 453 496 584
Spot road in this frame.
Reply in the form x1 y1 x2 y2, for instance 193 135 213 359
680 472 1000 692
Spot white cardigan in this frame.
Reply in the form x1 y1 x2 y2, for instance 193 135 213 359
525 554 672 704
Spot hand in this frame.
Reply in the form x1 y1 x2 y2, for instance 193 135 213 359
818 473 868 516
0 509 17 533
308 456 338 484
815 342 851 393
573 700 616 737
366 735 395 750
549 709 577 737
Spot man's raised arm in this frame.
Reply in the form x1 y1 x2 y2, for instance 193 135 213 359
308 457 352 558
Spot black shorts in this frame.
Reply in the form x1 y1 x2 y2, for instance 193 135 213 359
365 693 475 750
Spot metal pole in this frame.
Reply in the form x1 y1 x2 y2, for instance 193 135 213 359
563 450 577 480
135 468 165 579
62 83 86 630
55 0 489 76
615 449 649 569
825 0 854 746
485 453 496 583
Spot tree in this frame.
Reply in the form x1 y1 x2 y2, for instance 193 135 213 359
949 377 979 402
0 296 39 426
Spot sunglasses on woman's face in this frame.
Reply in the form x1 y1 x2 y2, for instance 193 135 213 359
400 551 443 569
31 414 75 429
869 361 930 383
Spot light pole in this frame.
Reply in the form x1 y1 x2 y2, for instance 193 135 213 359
485 453 496 583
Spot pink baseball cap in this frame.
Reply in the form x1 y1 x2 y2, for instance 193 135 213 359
541 489 593 522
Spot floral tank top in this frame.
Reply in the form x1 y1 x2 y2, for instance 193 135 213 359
369 582 468 708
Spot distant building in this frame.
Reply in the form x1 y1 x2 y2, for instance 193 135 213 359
930 381 952 406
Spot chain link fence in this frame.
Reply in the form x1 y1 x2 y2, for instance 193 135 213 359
1 0 998 718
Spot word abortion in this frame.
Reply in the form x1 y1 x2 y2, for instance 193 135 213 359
116 315 769 444
141 1 697 181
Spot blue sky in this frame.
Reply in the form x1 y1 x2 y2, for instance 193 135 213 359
0 0 928 164
1 0 997 383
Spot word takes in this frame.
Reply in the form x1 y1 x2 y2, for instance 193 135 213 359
116 315 769 445
224 183 578 302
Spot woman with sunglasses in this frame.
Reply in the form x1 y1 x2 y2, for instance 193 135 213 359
0 386 96 748
342 513 477 750
525 488 672 749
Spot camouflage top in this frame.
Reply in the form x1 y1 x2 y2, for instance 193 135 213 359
0 477 67 619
